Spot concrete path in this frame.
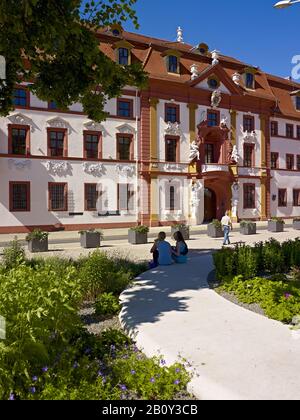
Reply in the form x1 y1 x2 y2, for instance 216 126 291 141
120 252 300 400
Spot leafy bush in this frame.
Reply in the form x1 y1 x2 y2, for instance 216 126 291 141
210 219 222 228
95 293 121 316
2 239 26 269
269 217 285 224
240 220 256 228
78 229 103 238
26 230 49 242
129 225 149 234
263 239 286 274
172 223 189 230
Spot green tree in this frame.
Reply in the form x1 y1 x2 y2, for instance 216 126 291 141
0 0 147 121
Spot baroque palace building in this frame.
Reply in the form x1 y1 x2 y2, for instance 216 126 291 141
1 26 300 233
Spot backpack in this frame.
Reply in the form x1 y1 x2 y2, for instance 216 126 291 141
181 243 189 256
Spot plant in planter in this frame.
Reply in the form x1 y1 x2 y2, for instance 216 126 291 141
171 223 190 240
79 229 103 249
293 218 300 231
26 229 49 253
240 220 257 235
268 217 285 233
207 219 223 238
128 225 149 245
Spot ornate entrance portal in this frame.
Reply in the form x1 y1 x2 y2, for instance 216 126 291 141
204 188 216 222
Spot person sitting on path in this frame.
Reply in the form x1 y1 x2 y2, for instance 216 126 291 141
172 231 188 264
150 232 173 266
221 210 233 246
150 237 159 267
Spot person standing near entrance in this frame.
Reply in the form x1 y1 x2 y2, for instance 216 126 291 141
221 211 233 246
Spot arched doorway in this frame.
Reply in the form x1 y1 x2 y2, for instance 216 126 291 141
204 188 217 222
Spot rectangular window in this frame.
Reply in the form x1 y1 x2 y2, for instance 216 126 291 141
286 124 294 138
165 104 180 123
207 111 219 127
48 129 67 157
117 99 133 118
11 127 27 155
243 184 255 209
286 154 294 170
9 182 30 212
84 132 101 159
205 143 214 164
270 121 278 136
13 88 28 107
49 183 68 211
278 189 287 207
244 144 254 167
85 184 99 211
294 190 300 207
117 135 132 161
118 184 134 211
243 115 255 132
168 56 178 73
296 96 300 111
118 48 129 65
271 152 279 169
297 126 300 139
165 137 178 162
297 155 300 171
246 73 254 89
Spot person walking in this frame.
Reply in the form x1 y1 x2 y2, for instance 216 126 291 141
221 211 233 246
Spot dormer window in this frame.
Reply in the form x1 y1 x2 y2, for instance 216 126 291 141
110 24 123 37
198 43 209 56
296 96 300 111
113 29 121 36
245 73 255 89
118 48 129 65
207 76 220 90
168 55 179 74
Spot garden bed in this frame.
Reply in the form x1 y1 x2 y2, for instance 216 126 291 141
0 240 194 401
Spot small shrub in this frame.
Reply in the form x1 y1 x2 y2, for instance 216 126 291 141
78 229 103 239
100 328 131 349
129 225 149 234
25 229 48 242
263 239 285 274
95 293 121 316
2 239 26 269
210 219 222 228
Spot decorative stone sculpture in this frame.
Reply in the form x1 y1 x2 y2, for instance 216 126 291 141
46 161 71 176
232 72 241 85
231 182 239 219
190 64 199 80
189 141 200 163
220 116 228 128
211 50 220 66
177 27 183 43
211 89 222 109
116 164 135 177
231 145 240 163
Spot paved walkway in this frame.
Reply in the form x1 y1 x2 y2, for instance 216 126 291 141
120 251 300 400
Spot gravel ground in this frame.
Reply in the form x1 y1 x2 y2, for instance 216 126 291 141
79 301 122 336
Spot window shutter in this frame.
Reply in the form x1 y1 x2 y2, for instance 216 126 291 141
118 184 128 211
128 184 135 211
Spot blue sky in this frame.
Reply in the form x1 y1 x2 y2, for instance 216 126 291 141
123 0 299 79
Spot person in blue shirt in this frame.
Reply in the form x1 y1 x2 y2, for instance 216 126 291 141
150 232 173 266
172 231 188 264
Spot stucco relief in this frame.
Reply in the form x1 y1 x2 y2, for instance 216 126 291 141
116 123 136 135
47 117 73 134
8 113 38 132
82 162 105 176
84 121 109 137
231 145 240 163
116 164 135 177
165 122 182 137
8 159 31 170
164 163 186 172
242 130 257 143
211 90 222 109
46 161 72 176
188 141 200 163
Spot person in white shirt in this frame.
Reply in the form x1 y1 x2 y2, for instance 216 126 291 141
221 211 233 246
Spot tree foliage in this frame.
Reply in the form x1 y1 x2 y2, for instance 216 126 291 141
0 0 147 121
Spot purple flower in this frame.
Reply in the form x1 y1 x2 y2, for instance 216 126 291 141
160 359 166 366
175 368 181 373
285 293 292 300
119 385 127 391
174 380 180 385
97 370 104 377
130 370 136 375
73 362 79 369
32 376 38 382
102 378 107 384
121 393 126 400
29 387 36 394
9 393 15 400
42 366 48 373
150 377 155 383
110 345 116 351
84 348 91 355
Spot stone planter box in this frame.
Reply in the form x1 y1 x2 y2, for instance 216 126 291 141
171 226 190 240
80 232 101 249
240 223 257 235
207 224 223 238
268 221 284 233
128 230 148 245
28 238 48 253
293 221 300 231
